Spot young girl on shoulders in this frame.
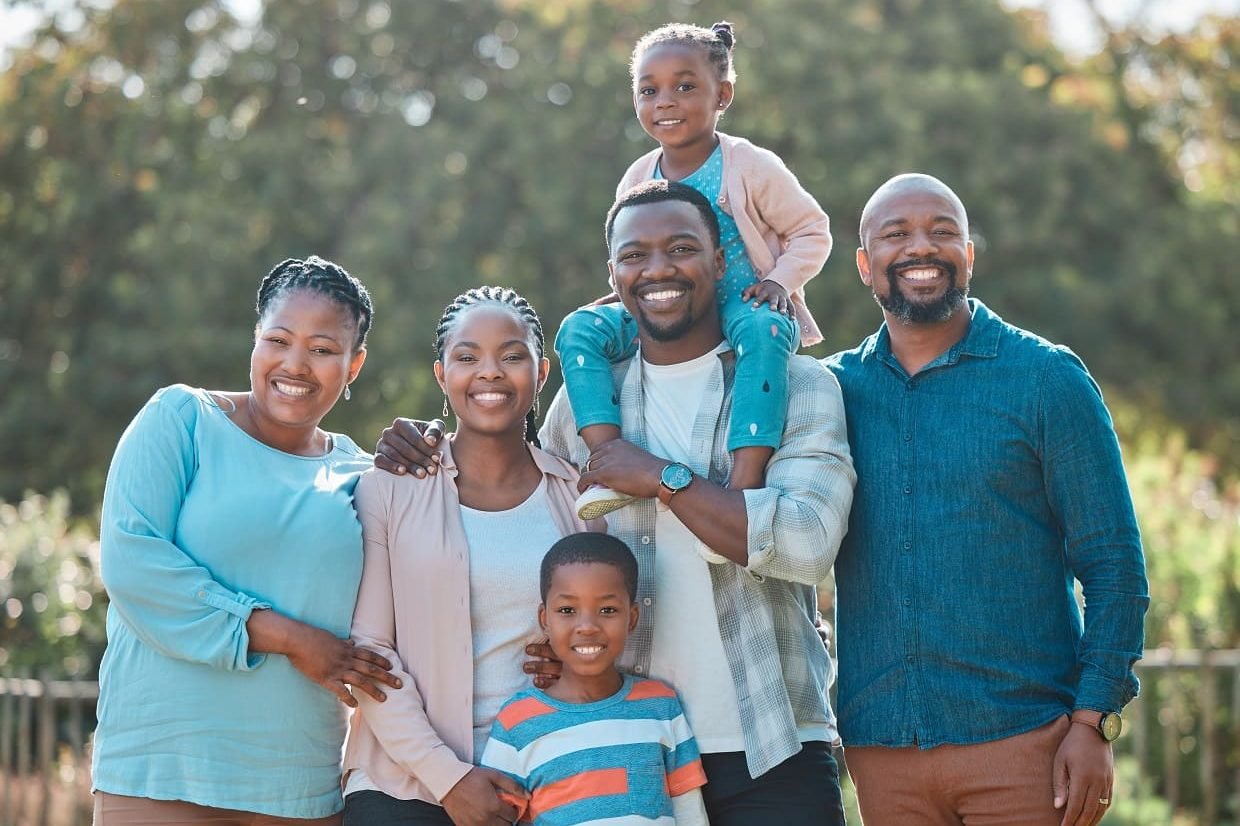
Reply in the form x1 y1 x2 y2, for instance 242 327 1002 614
558 21 833 520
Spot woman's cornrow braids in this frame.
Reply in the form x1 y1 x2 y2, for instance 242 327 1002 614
434 286 546 447
256 256 373 350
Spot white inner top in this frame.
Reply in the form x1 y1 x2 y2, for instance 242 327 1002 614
643 344 746 753
462 477 562 759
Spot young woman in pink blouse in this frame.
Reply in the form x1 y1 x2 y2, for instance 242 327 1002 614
343 287 598 826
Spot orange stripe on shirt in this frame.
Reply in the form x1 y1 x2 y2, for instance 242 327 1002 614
528 767 629 820
495 696 557 731
666 759 707 796
625 679 677 701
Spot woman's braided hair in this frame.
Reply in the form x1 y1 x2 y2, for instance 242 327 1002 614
434 286 546 447
630 20 737 85
256 256 373 351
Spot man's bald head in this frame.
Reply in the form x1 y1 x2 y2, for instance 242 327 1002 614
859 173 969 248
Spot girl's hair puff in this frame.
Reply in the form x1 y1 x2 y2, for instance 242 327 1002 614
434 286 546 447
256 256 373 351
630 20 737 85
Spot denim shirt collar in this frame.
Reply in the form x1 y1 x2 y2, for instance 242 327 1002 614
860 298 1002 375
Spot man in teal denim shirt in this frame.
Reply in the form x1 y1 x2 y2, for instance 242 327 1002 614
825 174 1148 826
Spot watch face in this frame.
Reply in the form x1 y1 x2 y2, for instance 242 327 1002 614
1100 713 1122 741
661 463 693 491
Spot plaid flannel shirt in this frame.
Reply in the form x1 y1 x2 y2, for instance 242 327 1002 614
541 347 855 777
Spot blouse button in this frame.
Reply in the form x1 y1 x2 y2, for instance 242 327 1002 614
641 536 651 545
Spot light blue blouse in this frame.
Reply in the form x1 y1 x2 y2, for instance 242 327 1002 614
658 142 758 295
92 384 372 818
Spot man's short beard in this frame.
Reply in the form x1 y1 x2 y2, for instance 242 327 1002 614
875 259 968 324
634 306 696 342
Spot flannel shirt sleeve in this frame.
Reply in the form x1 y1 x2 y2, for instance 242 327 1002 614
743 358 855 584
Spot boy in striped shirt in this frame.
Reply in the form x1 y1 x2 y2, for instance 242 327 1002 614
482 533 709 825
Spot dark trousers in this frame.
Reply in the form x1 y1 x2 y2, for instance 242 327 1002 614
701 741 847 826
341 792 452 826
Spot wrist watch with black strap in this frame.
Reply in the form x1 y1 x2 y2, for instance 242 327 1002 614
1070 709 1123 742
656 462 694 507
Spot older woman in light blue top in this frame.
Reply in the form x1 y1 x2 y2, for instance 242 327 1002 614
92 257 400 825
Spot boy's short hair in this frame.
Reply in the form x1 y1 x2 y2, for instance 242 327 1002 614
540 532 639 603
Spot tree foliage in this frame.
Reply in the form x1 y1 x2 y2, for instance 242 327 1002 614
0 0 1236 508
0 491 105 677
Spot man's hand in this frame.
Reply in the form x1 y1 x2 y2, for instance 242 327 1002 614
440 767 525 826
741 279 792 316
577 439 665 499
523 641 562 689
1052 721 1114 826
373 417 446 477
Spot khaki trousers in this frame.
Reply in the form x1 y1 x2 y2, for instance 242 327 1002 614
93 792 343 826
844 715 1070 825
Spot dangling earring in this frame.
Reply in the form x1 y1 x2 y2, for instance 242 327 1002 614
344 384 352 401
442 395 450 418
533 395 540 417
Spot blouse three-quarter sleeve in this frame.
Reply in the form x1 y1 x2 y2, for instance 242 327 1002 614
99 388 270 672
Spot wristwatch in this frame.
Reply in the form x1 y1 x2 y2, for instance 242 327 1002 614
1070 710 1122 742
657 462 694 507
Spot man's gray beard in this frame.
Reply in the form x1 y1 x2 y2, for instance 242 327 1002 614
875 270 968 324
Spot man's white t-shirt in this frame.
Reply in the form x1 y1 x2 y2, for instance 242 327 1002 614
642 344 746 753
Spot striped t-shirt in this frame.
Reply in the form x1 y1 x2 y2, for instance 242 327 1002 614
480 675 706 825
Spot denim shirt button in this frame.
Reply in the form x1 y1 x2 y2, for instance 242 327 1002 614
906 655 915 663
903 597 912 607
903 540 912 550
903 432 912 441
903 485 912 494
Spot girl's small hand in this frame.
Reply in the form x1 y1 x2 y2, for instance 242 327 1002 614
741 280 791 315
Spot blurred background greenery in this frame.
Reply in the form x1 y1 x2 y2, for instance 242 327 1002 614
0 0 1236 822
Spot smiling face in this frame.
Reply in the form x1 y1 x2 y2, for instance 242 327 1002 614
633 42 733 157
434 304 548 440
858 180 975 325
539 561 638 698
249 288 365 436
608 198 725 363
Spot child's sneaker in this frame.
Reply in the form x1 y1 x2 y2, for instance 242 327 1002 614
575 485 635 520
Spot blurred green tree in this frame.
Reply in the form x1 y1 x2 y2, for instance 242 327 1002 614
0 0 1235 509
0 491 106 677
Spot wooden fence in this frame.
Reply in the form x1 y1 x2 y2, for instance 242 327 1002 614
0 674 97 826
1 652 1238 826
